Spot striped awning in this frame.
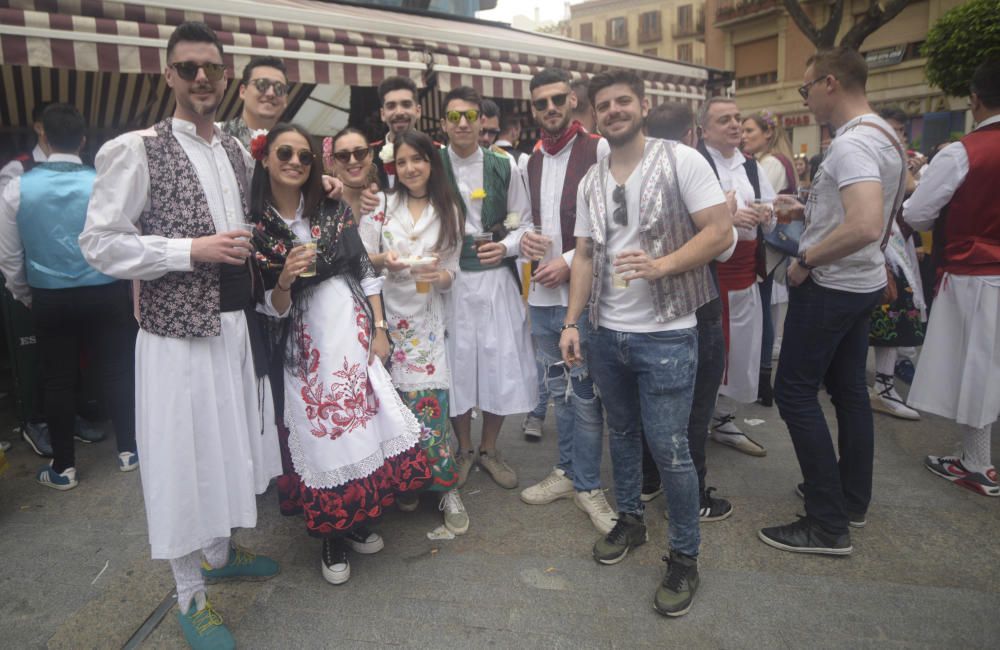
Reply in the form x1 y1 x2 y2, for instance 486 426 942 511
0 0 429 86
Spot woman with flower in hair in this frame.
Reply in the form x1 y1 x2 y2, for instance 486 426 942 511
741 111 797 406
249 124 431 585
357 128 469 535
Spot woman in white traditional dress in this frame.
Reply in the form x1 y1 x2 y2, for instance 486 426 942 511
249 124 432 586
333 127 470 535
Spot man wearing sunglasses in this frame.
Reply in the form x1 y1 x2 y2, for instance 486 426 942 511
559 70 732 618
220 56 289 149
438 85 536 492
760 47 903 556
81 22 281 650
518 67 614 535
695 97 777 459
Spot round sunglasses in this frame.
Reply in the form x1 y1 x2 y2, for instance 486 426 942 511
249 78 288 97
274 145 315 166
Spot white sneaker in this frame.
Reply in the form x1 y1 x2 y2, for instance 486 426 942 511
575 489 615 534
871 376 920 420
522 414 544 440
439 489 469 535
344 525 384 554
118 451 139 472
711 414 766 457
520 468 574 505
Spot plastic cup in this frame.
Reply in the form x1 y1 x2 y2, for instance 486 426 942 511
411 261 432 294
530 225 552 262
473 232 493 251
611 254 629 289
231 222 255 241
294 238 319 277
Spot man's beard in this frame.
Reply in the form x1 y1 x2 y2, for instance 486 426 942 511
602 116 642 146
541 112 571 137
178 89 220 118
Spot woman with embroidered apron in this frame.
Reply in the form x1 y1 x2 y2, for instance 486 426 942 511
249 125 431 586
353 129 470 535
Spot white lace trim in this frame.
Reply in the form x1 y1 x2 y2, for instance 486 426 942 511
285 384 424 490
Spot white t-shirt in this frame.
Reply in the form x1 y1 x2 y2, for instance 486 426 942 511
800 113 902 293
575 141 725 333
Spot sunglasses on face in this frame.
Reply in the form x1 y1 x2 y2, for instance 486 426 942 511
274 145 315 166
170 61 226 83
481 128 501 138
532 93 569 112
250 78 288 97
331 148 371 164
446 109 479 125
612 184 627 226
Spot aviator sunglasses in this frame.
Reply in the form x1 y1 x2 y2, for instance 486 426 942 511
274 145 315 166
532 93 569 112
331 148 371 164
446 109 480 124
170 61 226 83
250 78 288 97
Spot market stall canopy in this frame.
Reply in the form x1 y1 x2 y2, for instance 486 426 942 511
0 0 708 105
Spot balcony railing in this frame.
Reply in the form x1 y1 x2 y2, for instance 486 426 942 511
638 25 662 43
715 0 781 25
672 19 705 38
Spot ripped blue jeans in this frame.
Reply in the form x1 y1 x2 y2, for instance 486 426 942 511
589 326 700 557
530 306 604 492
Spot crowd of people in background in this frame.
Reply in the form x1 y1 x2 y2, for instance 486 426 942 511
1 19 998 650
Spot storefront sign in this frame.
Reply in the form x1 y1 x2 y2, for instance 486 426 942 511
865 45 906 69
783 114 811 128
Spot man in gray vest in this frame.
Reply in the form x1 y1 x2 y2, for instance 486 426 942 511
560 70 732 617
81 22 280 650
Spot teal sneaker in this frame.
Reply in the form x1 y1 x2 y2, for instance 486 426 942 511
201 544 279 583
177 599 235 650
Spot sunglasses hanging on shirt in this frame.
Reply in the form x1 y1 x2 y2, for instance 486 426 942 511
613 184 627 226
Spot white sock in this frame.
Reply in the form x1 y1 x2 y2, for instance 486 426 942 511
875 347 897 377
203 537 231 570
898 346 917 361
170 552 207 614
714 394 736 419
962 424 993 470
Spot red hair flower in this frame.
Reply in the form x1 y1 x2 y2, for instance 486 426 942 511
250 134 268 161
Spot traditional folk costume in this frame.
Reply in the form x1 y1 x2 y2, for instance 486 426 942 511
359 193 460 491
697 142 776 454
904 115 1000 496
80 118 283 614
440 145 536 418
253 197 431 534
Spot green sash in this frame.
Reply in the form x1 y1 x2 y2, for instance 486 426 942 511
440 147 513 273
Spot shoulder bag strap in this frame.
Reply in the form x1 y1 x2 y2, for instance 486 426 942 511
853 121 907 252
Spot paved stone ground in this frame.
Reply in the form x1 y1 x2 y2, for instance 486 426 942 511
1 376 998 649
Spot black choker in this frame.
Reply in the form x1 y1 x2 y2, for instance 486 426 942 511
343 181 367 190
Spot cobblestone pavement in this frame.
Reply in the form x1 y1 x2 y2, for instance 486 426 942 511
1 378 998 649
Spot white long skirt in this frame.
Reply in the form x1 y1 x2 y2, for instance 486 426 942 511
135 311 281 560
445 267 537 417
908 274 1000 428
719 283 763 404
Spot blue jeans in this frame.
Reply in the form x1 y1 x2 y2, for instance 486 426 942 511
589 326 700 557
530 305 603 492
775 279 884 535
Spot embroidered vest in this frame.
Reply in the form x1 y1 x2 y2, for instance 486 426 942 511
16 162 115 290
936 122 1000 277
139 118 250 338
441 147 513 273
581 138 716 326
527 134 600 255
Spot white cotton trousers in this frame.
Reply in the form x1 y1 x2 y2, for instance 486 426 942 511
719 283 763 404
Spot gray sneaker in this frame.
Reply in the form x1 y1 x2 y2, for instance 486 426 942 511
439 489 469 535
22 421 53 457
455 449 476 488
478 448 518 489
522 414 543 441
654 551 699 617
593 513 647 565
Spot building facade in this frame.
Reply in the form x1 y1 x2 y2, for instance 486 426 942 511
705 0 970 156
569 0 707 65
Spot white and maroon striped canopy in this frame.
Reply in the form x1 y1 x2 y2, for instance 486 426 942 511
0 0 708 103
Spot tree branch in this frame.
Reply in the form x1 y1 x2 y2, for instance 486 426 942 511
840 0 916 50
782 0 823 47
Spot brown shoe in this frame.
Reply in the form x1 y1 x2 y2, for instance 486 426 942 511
477 448 518 489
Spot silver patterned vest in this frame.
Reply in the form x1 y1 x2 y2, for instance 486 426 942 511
581 137 716 327
139 118 250 338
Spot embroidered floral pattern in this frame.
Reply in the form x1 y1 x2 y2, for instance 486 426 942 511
400 389 456 491
294 322 380 441
870 277 925 346
389 317 438 378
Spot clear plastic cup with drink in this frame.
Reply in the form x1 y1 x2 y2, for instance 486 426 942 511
231 221 255 241
611 253 630 289
529 225 552 261
293 237 319 277
472 232 493 251
404 256 437 294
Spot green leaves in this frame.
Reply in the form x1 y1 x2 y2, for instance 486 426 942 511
924 0 1000 97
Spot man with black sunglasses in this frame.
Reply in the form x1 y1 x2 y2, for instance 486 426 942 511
518 67 614 535
220 56 289 149
81 22 282 650
560 70 732 618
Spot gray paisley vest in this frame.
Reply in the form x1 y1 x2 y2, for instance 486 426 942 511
139 118 250 338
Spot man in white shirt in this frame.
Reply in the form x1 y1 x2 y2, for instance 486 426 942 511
0 103 49 195
438 86 536 490
760 47 903 556
80 23 280 650
517 67 613 534
696 97 777 458
903 59 1000 498
560 70 732 618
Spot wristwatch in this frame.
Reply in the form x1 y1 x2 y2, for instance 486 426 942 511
796 250 816 271
374 320 388 330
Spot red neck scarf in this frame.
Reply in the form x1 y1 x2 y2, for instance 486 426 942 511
541 120 585 156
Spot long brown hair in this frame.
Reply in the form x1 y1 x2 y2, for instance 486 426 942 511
388 129 462 254
743 112 794 161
